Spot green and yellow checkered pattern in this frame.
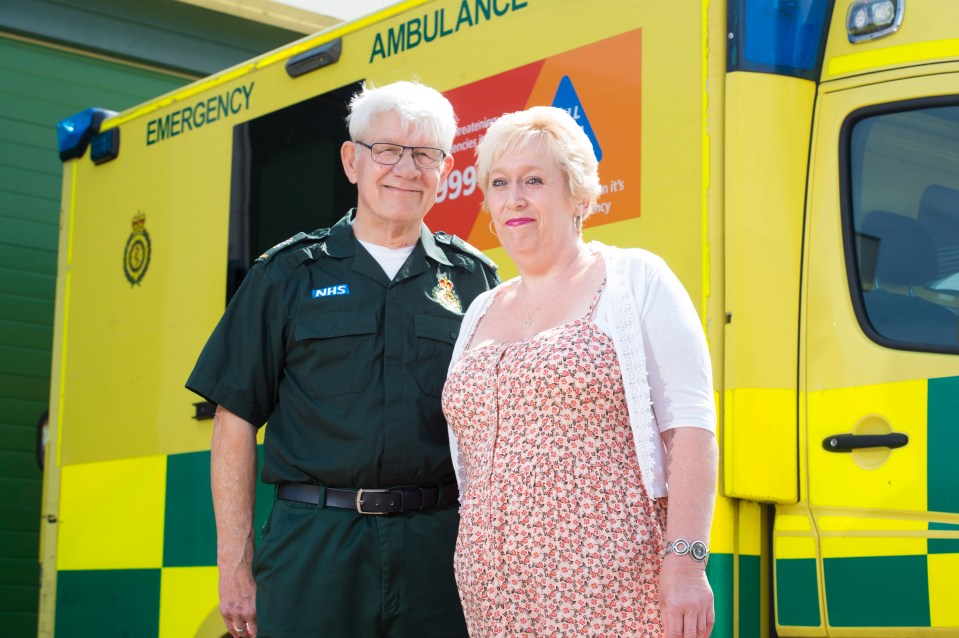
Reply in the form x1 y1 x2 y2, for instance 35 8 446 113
775 376 959 635
54 449 274 637
53 377 959 637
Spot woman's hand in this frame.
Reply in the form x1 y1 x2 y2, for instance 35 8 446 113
659 555 714 637
659 427 719 637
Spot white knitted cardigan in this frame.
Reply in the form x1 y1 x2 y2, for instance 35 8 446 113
447 241 663 503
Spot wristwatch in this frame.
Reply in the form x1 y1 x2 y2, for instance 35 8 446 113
664 539 709 565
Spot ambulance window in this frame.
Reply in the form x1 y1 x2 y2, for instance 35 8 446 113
845 101 959 353
227 81 362 300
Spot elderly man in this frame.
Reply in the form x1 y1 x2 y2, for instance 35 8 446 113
187 81 498 638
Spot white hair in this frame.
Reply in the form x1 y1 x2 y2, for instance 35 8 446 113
347 80 456 153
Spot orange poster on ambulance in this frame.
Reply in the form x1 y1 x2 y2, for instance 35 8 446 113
430 29 642 250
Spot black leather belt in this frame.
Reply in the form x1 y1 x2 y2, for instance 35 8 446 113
276 481 458 515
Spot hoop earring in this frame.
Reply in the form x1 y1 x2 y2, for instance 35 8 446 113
488 219 498 237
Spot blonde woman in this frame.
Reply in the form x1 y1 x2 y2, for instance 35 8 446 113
442 106 717 637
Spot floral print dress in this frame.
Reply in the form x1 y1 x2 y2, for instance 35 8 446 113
442 280 667 637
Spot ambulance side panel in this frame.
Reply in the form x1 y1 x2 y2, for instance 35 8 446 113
45 2 724 636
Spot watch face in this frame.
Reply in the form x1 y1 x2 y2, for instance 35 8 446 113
690 541 709 562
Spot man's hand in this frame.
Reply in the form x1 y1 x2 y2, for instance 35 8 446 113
211 405 260 637
220 559 257 637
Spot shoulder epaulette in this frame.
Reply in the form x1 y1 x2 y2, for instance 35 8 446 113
433 231 498 272
256 228 331 263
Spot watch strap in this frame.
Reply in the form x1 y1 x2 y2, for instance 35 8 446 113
664 538 709 565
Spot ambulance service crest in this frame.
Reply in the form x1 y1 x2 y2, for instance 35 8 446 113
431 273 462 313
123 212 151 286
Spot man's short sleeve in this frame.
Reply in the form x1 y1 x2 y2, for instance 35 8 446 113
185 264 287 426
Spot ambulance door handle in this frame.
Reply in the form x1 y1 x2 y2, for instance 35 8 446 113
822 433 908 452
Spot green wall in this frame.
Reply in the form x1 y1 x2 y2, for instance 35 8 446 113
0 2 301 630
0 36 189 637
1 0 301 630
3 0 305 75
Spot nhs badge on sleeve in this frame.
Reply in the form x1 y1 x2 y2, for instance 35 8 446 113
312 284 350 298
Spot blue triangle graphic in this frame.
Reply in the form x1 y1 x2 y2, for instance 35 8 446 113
551 75 602 162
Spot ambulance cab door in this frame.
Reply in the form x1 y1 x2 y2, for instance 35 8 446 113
802 70 959 635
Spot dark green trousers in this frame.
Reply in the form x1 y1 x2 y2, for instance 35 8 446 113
253 496 468 637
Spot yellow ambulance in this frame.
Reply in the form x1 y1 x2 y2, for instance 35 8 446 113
43 0 959 635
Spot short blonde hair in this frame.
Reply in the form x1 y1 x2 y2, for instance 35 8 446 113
475 106 602 217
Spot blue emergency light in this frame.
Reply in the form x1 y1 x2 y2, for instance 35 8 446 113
56 107 117 162
728 0 831 79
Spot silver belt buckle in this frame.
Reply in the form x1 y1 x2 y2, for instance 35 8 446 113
355 488 389 515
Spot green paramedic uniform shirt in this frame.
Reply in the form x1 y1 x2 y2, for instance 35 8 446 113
185 211 498 635
186 210 499 488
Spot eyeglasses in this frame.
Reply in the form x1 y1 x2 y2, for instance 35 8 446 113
355 141 447 169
